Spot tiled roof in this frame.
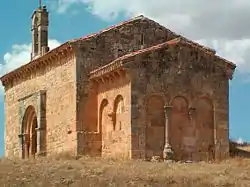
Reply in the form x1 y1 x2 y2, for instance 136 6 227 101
0 15 236 84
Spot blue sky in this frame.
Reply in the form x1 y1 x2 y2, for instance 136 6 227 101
0 0 250 156
0 0 125 156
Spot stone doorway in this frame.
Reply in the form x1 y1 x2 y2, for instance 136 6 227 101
22 105 38 159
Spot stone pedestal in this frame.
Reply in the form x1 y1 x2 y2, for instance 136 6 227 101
163 143 174 160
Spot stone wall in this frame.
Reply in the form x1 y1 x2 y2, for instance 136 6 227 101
97 74 131 158
75 17 179 155
77 72 131 158
4 53 77 158
124 42 230 161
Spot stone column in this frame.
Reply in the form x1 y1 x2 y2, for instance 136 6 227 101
23 133 30 159
187 107 196 161
36 90 47 157
163 105 174 161
18 133 24 158
35 127 46 156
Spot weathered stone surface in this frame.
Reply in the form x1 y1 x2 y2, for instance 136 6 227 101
1 15 235 161
124 40 234 161
3 53 77 158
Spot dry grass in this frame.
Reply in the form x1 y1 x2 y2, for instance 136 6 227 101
1 153 250 187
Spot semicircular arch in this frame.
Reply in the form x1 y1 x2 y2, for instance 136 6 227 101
22 105 37 134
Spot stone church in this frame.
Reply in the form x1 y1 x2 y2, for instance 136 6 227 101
0 5 236 161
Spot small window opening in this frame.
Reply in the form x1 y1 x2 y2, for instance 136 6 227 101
140 34 144 46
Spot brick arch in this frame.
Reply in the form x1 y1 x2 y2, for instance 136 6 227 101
169 95 190 106
143 93 167 105
140 93 167 122
22 105 38 159
194 97 215 161
170 96 190 161
113 95 125 131
193 96 214 110
145 95 165 159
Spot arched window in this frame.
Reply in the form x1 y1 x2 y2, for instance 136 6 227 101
31 15 38 56
99 99 109 133
113 95 125 131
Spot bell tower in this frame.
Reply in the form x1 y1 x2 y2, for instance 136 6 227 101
31 1 49 60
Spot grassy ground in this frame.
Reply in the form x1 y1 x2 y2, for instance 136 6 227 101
1 152 250 187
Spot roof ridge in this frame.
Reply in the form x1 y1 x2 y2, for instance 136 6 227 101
89 37 235 80
70 15 147 43
178 38 235 67
136 16 217 55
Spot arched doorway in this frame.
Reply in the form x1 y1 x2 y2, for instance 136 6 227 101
22 105 38 159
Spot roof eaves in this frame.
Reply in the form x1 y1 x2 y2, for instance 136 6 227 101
0 15 146 85
0 41 73 84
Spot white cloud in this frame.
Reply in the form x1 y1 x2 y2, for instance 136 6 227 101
56 0 82 13
57 0 250 73
236 137 245 145
197 39 250 73
0 39 61 95
61 0 250 40
57 0 77 13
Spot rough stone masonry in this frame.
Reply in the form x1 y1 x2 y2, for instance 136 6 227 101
0 5 236 161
